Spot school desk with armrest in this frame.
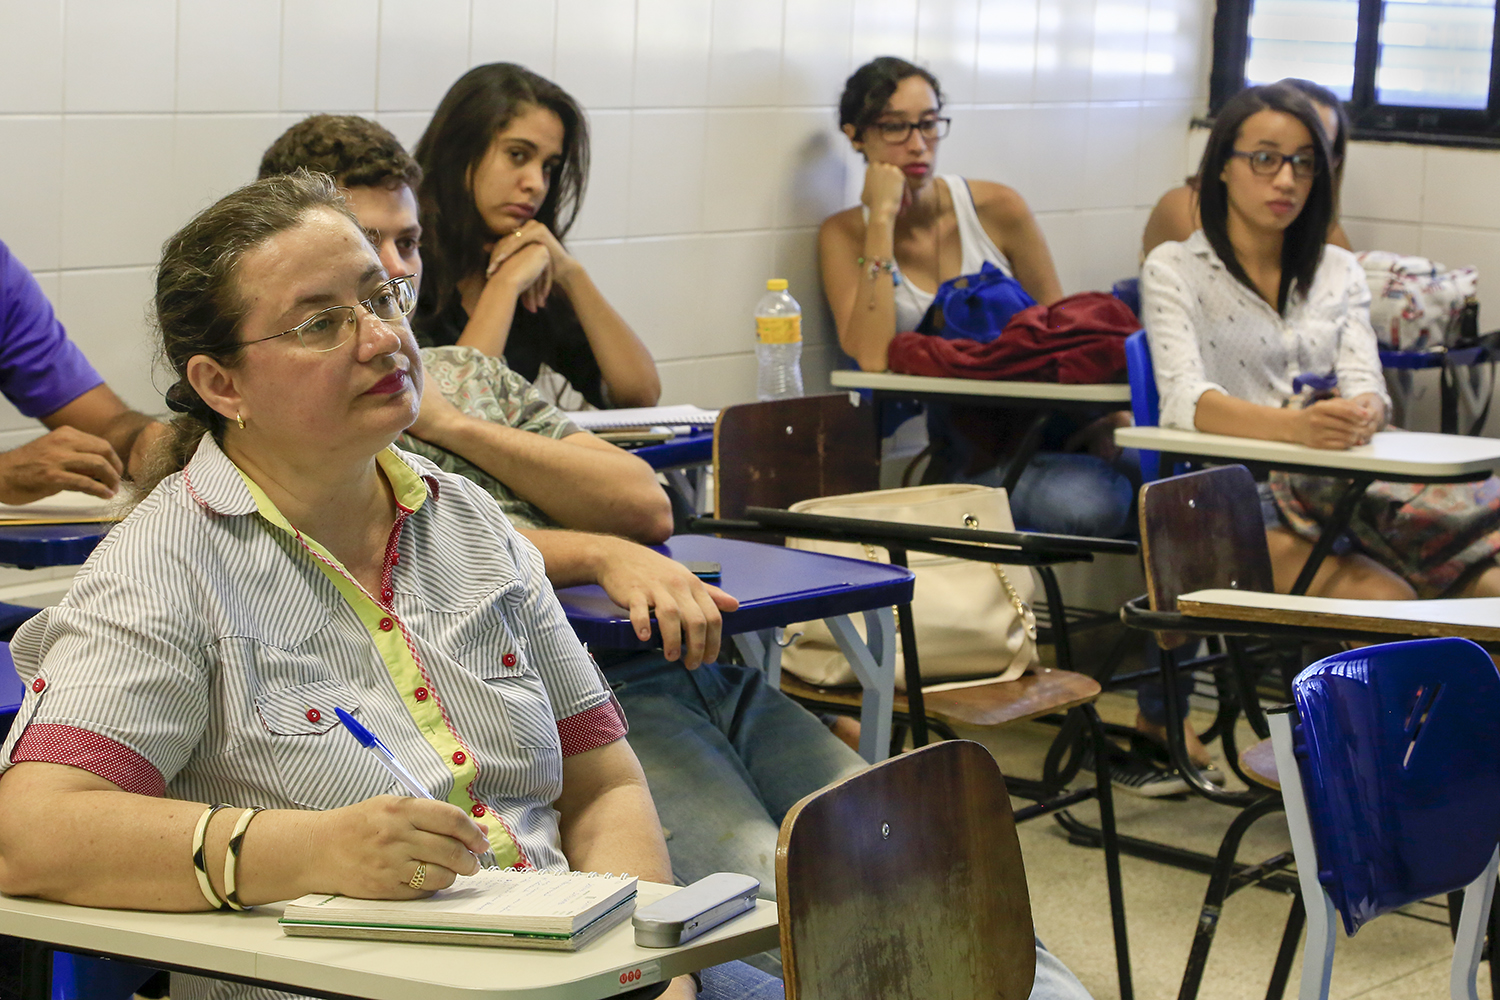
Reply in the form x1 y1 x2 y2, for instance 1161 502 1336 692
830 369 1132 495
697 393 1136 1000
1117 464 1500 1000
1 881 779 1000
1114 425 1500 595
553 533 914 765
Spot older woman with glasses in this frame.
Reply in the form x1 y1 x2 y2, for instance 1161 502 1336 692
0 173 732 1000
819 55 1135 540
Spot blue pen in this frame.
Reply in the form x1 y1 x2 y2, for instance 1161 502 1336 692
335 707 497 868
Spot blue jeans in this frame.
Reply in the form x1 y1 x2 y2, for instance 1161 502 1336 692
605 655 867 893
605 654 867 977
965 450 1138 538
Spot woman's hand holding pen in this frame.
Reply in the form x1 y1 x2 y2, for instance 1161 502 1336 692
313 796 490 899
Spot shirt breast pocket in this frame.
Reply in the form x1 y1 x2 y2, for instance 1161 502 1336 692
454 624 559 754
251 677 396 810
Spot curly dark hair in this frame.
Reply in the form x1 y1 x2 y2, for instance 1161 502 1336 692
838 56 943 137
258 115 422 191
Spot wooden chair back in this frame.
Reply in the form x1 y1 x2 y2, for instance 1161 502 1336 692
775 740 1036 1000
713 393 880 520
1138 464 1275 612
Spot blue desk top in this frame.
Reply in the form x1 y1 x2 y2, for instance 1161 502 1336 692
1 643 20 718
557 534 914 649
0 523 111 569
630 429 713 471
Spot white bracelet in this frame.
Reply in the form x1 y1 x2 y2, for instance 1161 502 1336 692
192 803 231 911
223 806 264 911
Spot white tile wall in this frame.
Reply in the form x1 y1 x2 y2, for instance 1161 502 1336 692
3 0 1209 435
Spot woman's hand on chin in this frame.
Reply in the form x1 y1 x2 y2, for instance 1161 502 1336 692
1293 397 1372 449
484 237 553 312
861 161 908 222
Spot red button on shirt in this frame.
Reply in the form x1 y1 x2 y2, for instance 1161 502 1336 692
305 708 321 724
452 751 467 766
31 677 45 693
471 803 487 818
414 687 428 702
502 653 518 668
382 588 393 602
379 617 394 631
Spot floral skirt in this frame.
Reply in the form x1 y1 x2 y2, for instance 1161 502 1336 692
1268 471 1500 597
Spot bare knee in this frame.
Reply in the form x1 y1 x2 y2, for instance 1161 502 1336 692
1326 555 1416 602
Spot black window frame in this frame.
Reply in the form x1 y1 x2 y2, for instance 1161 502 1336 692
1211 0 1500 147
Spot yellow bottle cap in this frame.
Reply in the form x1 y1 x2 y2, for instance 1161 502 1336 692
766 279 788 291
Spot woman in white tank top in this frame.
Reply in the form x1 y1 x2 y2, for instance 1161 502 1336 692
817 57 1135 544
819 59 1062 369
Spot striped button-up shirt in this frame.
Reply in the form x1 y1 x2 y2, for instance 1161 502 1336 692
1 435 624 1000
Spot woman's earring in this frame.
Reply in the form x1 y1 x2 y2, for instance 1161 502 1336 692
236 413 245 430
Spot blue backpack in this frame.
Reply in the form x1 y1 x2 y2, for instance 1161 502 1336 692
915 262 1036 343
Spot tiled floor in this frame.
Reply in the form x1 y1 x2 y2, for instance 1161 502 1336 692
958 688 1491 1000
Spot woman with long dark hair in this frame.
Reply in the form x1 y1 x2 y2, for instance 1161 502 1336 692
1141 78 1353 258
1144 81 1500 599
413 63 658 409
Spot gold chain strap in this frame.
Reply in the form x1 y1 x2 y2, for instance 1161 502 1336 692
963 513 1038 642
859 516 1039 643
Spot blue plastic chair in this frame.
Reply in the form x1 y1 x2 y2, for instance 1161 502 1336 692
1124 329 1163 482
1270 637 1500 1000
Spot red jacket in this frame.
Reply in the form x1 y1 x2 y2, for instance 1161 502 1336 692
888 292 1138 383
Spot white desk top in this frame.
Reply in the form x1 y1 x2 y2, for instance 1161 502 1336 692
830 369 1132 402
1178 588 1500 642
1115 426 1500 479
0 881 779 1000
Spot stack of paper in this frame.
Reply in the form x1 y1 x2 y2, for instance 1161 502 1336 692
565 405 719 431
280 868 639 951
0 491 121 524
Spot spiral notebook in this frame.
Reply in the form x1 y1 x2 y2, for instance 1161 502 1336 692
279 868 638 951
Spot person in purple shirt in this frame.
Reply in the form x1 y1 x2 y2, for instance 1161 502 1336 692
0 240 165 504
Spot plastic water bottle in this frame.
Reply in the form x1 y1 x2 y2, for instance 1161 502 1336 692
755 279 803 401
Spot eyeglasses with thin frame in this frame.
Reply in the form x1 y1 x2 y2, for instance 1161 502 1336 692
244 274 418 353
871 116 952 144
1230 149 1320 180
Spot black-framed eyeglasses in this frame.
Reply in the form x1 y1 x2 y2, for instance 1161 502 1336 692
872 117 951 144
245 274 418 353
1230 149 1320 180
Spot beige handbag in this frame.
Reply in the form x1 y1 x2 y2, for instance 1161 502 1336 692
779 483 1039 690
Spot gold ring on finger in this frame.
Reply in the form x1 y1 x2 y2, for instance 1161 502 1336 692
407 863 427 889
513 228 525 238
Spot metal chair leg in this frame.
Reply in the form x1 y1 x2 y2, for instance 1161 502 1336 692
20 940 52 1000
1177 795 1287 1000
1264 892 1305 1000
1084 703 1134 1000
